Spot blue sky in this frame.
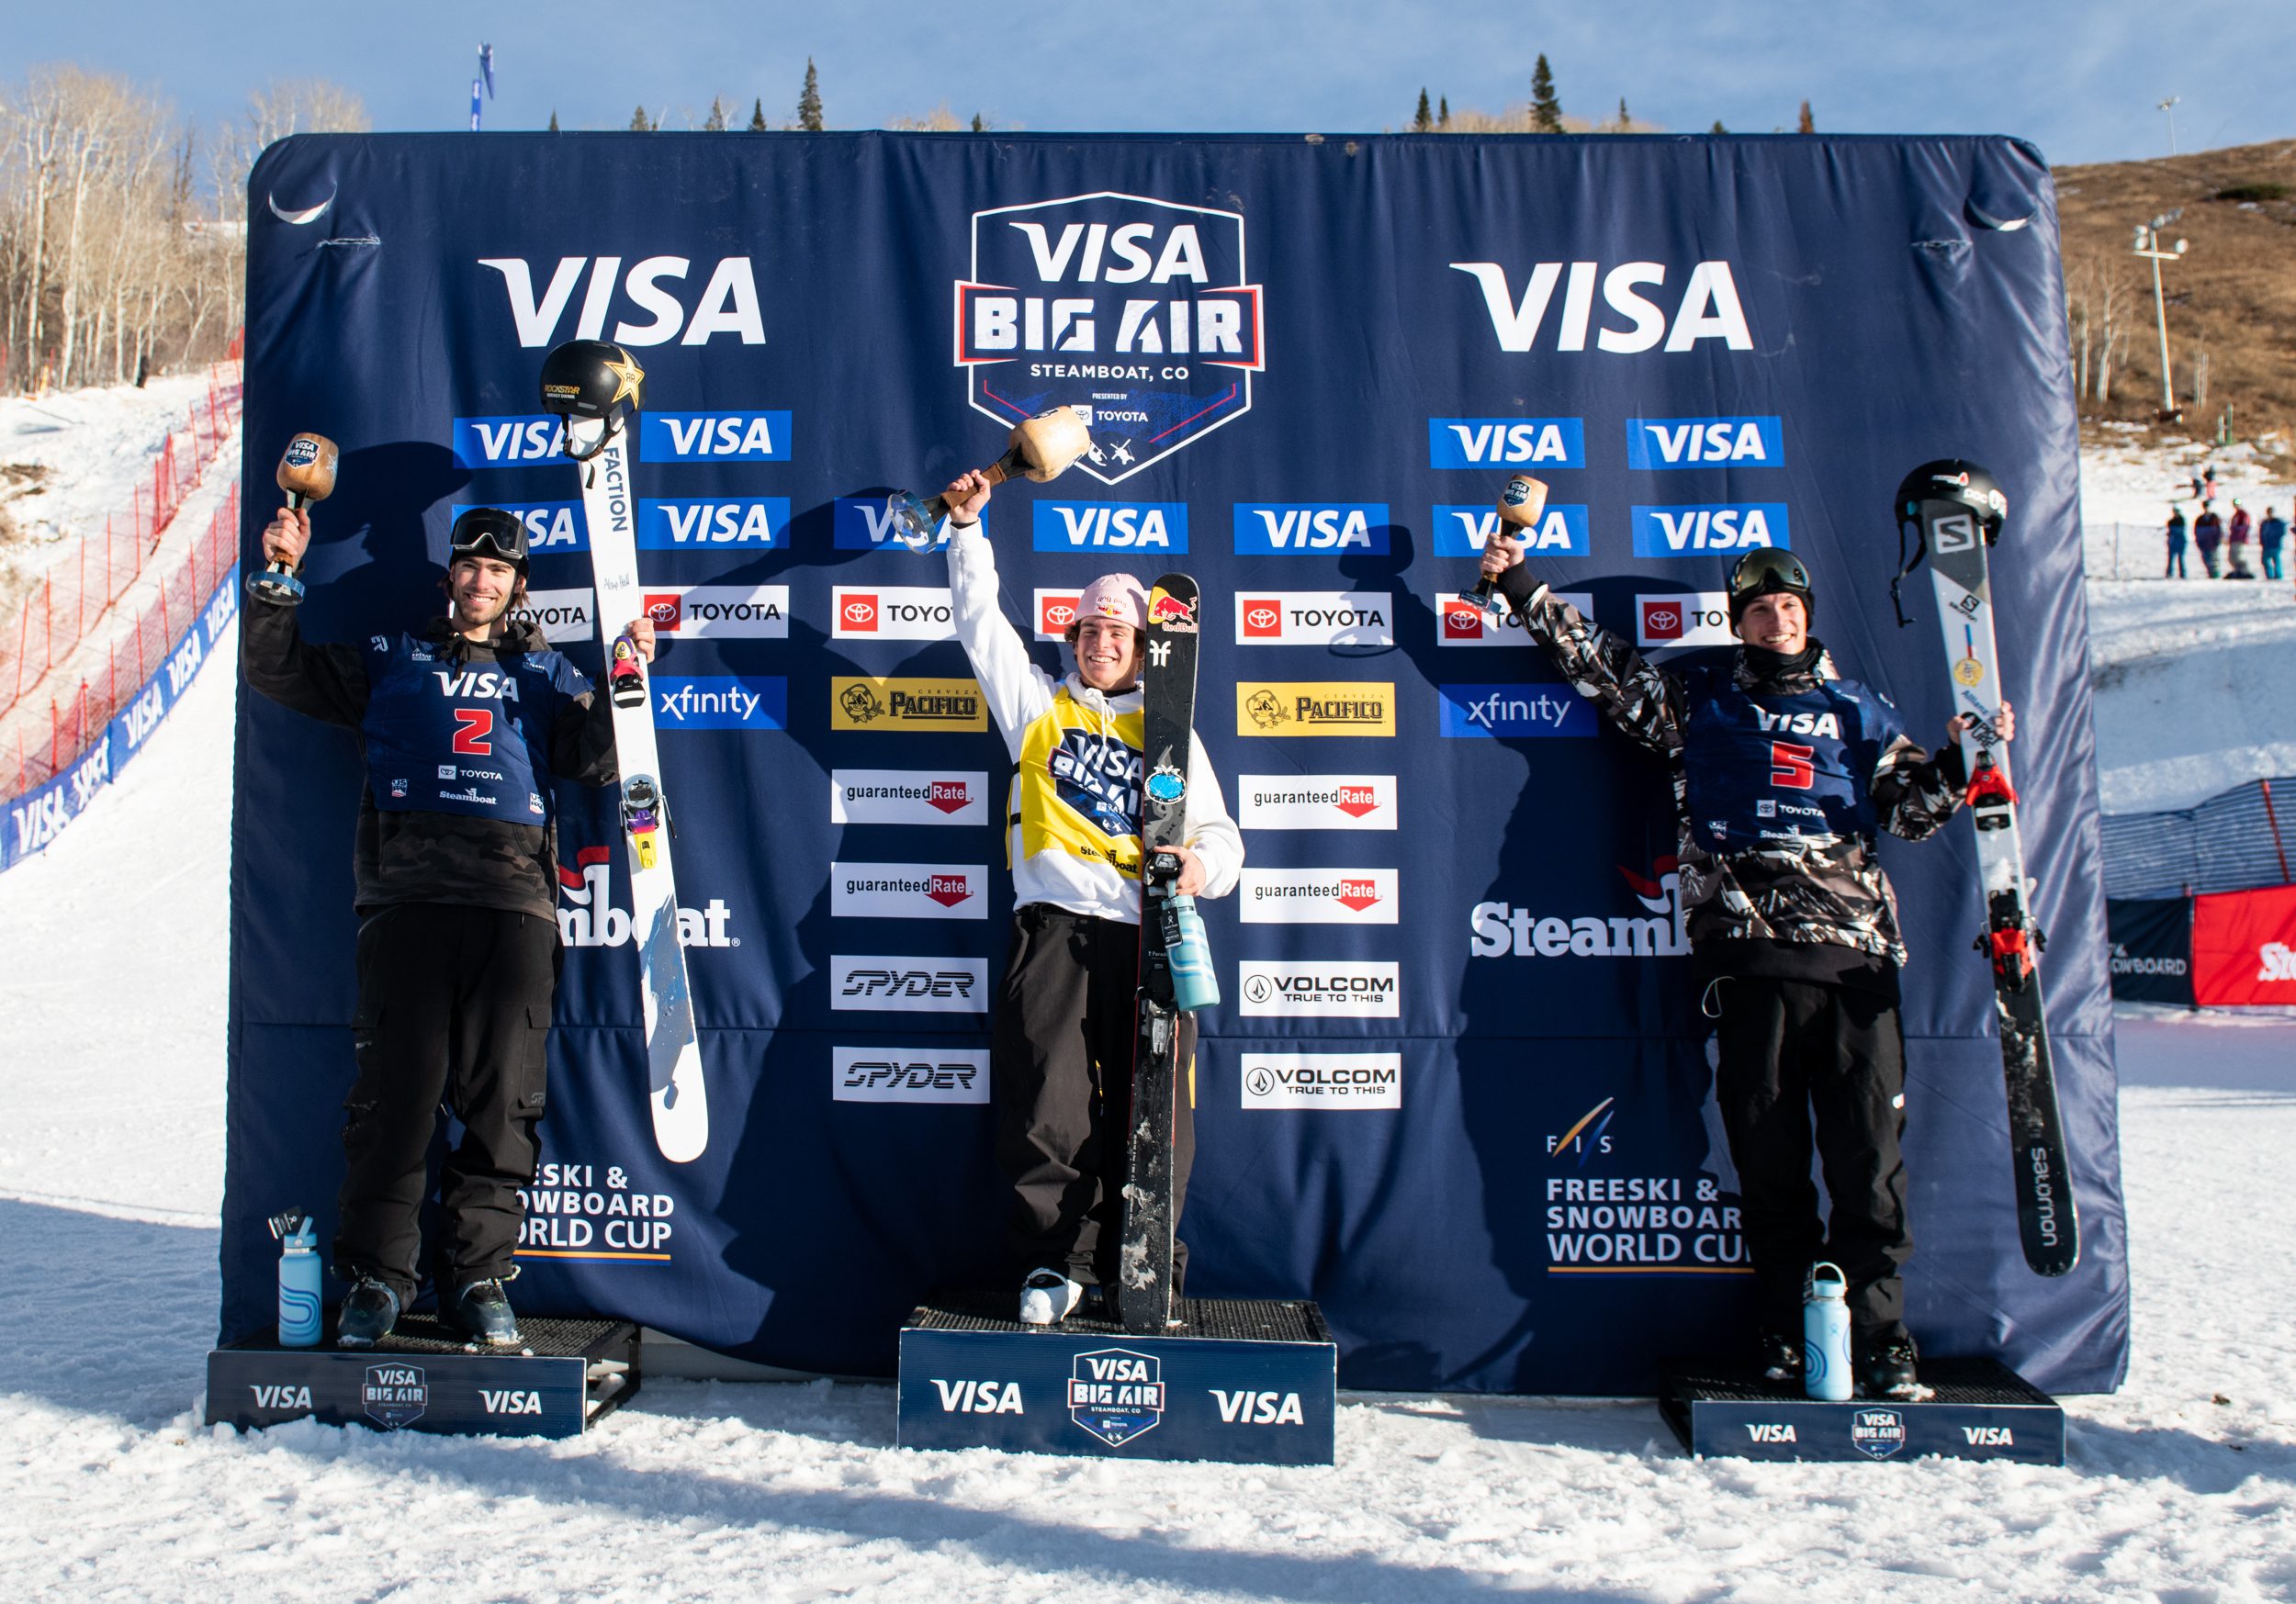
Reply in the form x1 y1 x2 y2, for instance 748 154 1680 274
18 0 2287 168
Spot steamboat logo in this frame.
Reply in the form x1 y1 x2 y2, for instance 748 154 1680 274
955 193 1265 484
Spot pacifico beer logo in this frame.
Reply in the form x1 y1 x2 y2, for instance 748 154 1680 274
955 193 1265 484
829 678 989 733
1235 682 1396 737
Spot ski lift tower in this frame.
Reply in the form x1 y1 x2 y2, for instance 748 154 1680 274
2133 213 2188 423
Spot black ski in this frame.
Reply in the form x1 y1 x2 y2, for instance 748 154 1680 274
1118 574 1203 1334
1895 462 2079 1277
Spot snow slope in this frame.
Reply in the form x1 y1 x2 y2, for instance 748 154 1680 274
1 599 2292 1599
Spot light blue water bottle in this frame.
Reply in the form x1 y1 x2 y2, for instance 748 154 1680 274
1803 1261 1852 1401
270 1209 321 1348
1163 893 1221 1013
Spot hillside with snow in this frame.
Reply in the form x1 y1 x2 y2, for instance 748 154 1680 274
0 396 2290 1600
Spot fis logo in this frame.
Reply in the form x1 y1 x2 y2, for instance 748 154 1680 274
831 862 988 920
638 497 788 549
1232 503 1390 555
1448 260 1754 353
1548 1096 1617 1165
956 193 1264 484
830 956 990 1014
830 769 989 826
1428 418 1585 470
1034 590 1083 641
638 411 792 463
1632 503 1790 555
1239 1051 1403 1110
1239 868 1400 925
1031 500 1187 552
652 675 787 730
1233 593 1393 647
1068 1348 1165 1446
832 586 957 641
836 497 950 553
1437 590 1593 647
1469 859 1690 959
450 499 585 552
478 254 766 347
1236 682 1396 737
557 847 737 948
1437 683 1596 737
1236 774 1395 830
1433 502 1590 557
1636 593 1734 647
833 1046 991 1105
509 588 595 645
638 586 788 639
1626 415 1785 469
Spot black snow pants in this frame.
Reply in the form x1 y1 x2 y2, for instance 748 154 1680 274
335 902 559 1307
993 903 1194 1290
1711 975 1911 1344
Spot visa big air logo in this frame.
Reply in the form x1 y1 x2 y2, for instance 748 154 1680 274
1626 416 1784 468
1433 503 1590 557
956 193 1264 484
1032 500 1187 552
640 411 792 462
639 497 789 549
1632 503 1790 555
1232 503 1389 555
1428 418 1584 469
478 255 765 347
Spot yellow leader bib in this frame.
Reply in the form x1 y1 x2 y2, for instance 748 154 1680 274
1010 690 1145 878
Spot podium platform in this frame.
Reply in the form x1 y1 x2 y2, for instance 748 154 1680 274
206 1315 639 1440
1660 1356 2064 1464
897 1291 1336 1465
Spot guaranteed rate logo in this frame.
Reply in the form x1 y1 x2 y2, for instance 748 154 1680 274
955 193 1265 484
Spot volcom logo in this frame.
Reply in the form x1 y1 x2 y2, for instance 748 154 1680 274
557 847 736 948
956 194 1264 483
478 255 765 346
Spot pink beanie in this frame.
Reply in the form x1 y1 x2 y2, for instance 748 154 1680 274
1075 573 1147 631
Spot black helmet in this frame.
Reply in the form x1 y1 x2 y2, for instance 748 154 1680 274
1726 547 1814 627
1895 459 2008 540
448 506 531 576
539 338 645 460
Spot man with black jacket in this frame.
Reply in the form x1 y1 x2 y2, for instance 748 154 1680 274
242 501 652 1348
1480 539 2010 1399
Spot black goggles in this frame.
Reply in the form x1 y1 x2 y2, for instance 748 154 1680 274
1727 548 1810 599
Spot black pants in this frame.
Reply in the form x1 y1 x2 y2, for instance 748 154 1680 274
336 903 559 1306
993 904 1195 1289
1712 976 1911 1343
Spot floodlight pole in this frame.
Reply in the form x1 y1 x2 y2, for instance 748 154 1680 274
2157 96 2180 155
2134 219 2187 415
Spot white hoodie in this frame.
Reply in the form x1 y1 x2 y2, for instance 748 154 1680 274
944 520 1242 923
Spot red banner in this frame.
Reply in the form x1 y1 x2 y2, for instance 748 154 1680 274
2191 884 2296 1005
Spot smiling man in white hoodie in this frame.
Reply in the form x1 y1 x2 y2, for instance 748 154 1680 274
939 468 1244 1325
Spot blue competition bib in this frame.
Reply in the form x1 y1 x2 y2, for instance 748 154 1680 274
1680 669 1902 851
358 633 588 825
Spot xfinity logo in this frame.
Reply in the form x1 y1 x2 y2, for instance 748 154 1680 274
833 1046 990 1105
478 254 765 346
1447 260 1753 353
508 588 595 645
1631 503 1789 556
1437 684 1596 737
1236 774 1396 830
830 956 989 1014
1636 592 1733 647
638 586 789 639
1626 415 1784 468
1239 1051 1402 1110
1239 868 1399 925
653 675 788 730
1433 502 1591 557
829 769 988 826
832 586 959 641
639 411 793 463
1236 960 1400 1017
831 862 988 920
557 848 737 948
1031 500 1187 552
1232 503 1390 555
450 499 584 551
1427 418 1585 470
638 497 789 549
1232 592 1394 647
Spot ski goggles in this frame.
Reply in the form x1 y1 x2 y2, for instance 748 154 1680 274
448 507 531 573
1726 548 1811 600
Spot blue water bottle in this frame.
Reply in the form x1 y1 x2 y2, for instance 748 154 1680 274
1163 893 1221 1013
1803 1262 1852 1401
270 1209 321 1348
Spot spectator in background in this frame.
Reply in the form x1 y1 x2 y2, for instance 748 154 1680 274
2194 506 2225 577
2259 506 2287 582
2200 465 2219 510
2165 506 2189 578
2226 501 2257 579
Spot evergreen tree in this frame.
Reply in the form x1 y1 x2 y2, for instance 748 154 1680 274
798 58 824 131
1438 95 1449 129
703 95 727 132
1616 96 1631 131
971 111 985 133
749 97 769 131
1413 88 1433 132
1797 99 1814 134
628 104 652 132
1711 119 1726 135
1529 55 1563 133
548 109 559 133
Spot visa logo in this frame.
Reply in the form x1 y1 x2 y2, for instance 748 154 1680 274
1626 415 1784 469
1632 503 1789 555
1210 1389 1305 1425
1746 1422 1797 1443
639 497 789 549
249 1385 313 1410
1032 501 1187 552
930 1379 1025 1414
478 254 765 348
450 499 586 552
835 497 948 552
1233 503 1389 555
452 415 565 468
637 411 793 462
1428 418 1585 469
1433 503 1590 557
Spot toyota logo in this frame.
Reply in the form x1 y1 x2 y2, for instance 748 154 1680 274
647 600 679 624
1046 602 1076 628
843 599 876 624
1246 605 1278 630
1647 607 1680 632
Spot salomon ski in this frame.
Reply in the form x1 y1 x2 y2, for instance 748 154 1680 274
542 339 709 1164
1893 460 2078 1276
1118 573 1208 1333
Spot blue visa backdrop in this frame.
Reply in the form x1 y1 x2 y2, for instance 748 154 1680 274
226 131 2126 1394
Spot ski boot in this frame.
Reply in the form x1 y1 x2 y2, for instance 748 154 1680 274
1757 1330 1805 1385
1019 1268 1084 1326
335 1274 401 1349
444 1277 523 1346
1860 1333 1935 1402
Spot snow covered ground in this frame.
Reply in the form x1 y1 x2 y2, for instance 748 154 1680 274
0 374 218 577
3 595 2294 1599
